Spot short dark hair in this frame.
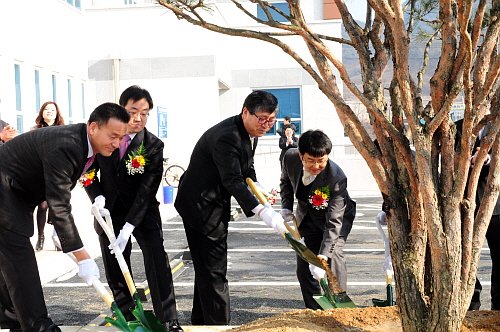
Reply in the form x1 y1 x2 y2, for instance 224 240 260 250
298 130 332 157
241 90 278 115
284 115 291 121
119 85 153 110
87 102 130 127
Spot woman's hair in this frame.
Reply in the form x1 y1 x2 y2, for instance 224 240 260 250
35 101 65 128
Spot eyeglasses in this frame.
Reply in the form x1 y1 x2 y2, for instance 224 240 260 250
128 111 149 119
253 114 276 125
302 158 328 166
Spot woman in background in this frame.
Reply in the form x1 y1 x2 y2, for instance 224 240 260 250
31 101 65 251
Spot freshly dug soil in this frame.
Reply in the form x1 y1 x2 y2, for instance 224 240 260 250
230 306 500 332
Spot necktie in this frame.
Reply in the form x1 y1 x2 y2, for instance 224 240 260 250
119 135 130 160
302 170 313 186
83 154 95 174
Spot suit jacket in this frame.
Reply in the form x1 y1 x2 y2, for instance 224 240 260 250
279 135 298 162
280 148 356 258
175 114 259 235
0 124 89 251
85 128 164 234
455 119 500 215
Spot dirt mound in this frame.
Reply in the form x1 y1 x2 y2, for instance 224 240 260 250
230 306 500 332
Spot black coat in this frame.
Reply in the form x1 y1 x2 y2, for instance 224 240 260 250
175 114 259 234
0 124 89 251
85 128 164 233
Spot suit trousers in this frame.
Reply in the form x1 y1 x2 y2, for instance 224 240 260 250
296 218 347 310
183 222 230 325
0 225 54 332
487 214 500 309
99 224 178 323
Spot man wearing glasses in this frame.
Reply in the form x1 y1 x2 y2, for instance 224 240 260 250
175 90 287 325
85 86 183 332
280 130 356 309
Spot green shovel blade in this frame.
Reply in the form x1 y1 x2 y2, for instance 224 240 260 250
284 232 323 268
131 292 167 332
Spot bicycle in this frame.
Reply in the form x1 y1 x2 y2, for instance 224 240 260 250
162 158 185 188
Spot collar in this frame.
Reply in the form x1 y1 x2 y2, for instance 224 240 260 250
86 133 94 158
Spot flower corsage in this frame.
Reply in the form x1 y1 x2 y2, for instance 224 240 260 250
309 185 330 210
266 188 280 205
125 142 149 175
79 168 96 187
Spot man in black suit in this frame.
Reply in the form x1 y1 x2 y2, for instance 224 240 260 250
0 103 129 332
175 90 287 325
280 130 356 309
84 86 183 332
456 119 500 310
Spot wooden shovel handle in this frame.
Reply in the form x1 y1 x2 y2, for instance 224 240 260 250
246 178 268 205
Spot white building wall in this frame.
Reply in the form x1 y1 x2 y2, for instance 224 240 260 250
0 0 90 131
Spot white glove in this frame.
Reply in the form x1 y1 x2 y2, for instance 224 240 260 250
258 206 287 234
377 211 387 225
280 208 293 222
383 254 394 276
78 258 100 286
92 195 109 217
309 263 326 281
110 222 135 253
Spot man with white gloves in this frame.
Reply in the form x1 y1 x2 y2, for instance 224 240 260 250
175 90 282 325
0 103 129 332
280 130 356 309
85 86 183 332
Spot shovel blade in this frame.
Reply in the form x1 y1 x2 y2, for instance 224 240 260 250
284 232 323 267
313 295 335 309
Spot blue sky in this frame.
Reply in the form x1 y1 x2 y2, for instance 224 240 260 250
345 1 367 22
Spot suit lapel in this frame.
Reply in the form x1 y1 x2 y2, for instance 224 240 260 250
117 130 146 171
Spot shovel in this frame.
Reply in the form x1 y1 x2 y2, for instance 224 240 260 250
246 178 355 309
67 253 140 332
372 212 395 307
91 207 167 332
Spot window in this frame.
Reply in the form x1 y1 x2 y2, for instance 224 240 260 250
16 115 23 134
67 79 73 117
35 70 40 112
260 88 301 136
64 0 81 10
256 2 290 22
14 64 22 111
81 82 85 119
52 75 57 102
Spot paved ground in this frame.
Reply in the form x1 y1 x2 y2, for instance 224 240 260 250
27 186 495 331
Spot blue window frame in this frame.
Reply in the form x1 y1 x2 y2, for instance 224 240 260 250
68 79 73 117
16 115 23 134
81 82 85 119
259 88 301 135
14 64 22 111
256 2 290 22
35 70 40 112
52 75 57 103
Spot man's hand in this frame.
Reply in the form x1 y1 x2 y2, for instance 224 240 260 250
258 207 287 234
110 222 135 253
78 259 100 286
0 125 18 142
280 208 293 222
309 264 326 281
92 195 109 216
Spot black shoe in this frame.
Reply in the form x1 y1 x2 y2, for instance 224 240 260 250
163 320 184 332
43 324 61 332
35 234 44 251
469 301 481 311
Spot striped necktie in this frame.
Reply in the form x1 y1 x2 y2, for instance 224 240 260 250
119 135 131 160
83 155 95 174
